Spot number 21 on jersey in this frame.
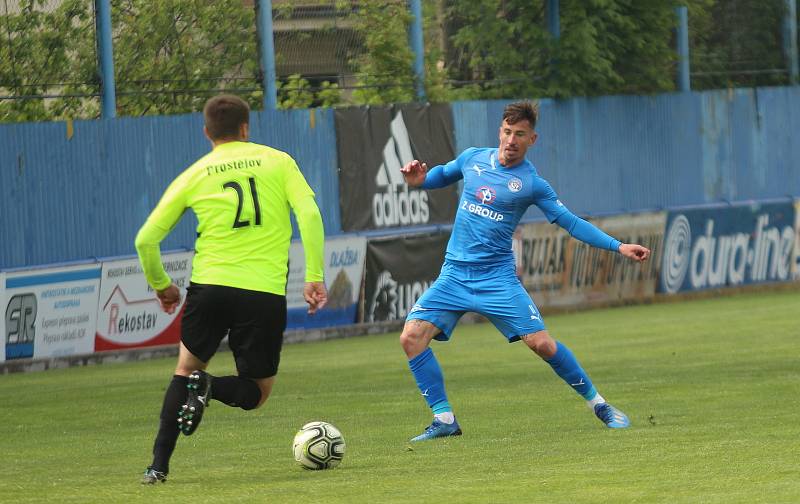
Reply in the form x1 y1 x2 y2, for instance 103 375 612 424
223 177 261 228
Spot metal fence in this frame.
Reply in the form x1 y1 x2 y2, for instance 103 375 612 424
1 0 798 123
0 0 100 122
2 86 799 269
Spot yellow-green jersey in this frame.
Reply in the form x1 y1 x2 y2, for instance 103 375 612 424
135 141 324 295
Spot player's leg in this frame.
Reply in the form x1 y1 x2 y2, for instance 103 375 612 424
402 266 466 441
480 266 629 428
143 284 223 484
206 374 267 410
210 288 285 411
401 318 463 441
522 330 600 403
143 346 198 483
401 318 450 416
173 284 236 437
176 342 212 436
522 330 629 428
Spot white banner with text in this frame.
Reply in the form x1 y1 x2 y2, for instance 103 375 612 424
3 264 101 361
287 236 367 330
95 252 193 351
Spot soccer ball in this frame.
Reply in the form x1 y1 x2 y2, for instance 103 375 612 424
292 421 346 470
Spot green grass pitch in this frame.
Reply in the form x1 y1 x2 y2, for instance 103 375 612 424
1 289 798 503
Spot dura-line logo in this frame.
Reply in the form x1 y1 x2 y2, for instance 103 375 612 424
661 215 692 293
661 213 795 293
372 113 430 227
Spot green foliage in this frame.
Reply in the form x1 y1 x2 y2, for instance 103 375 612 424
1 291 799 502
445 0 680 99
316 80 344 107
553 0 679 96
447 0 551 99
112 0 260 116
348 0 417 105
278 74 314 109
278 74 342 109
0 0 795 122
688 0 789 89
0 0 98 122
418 0 474 102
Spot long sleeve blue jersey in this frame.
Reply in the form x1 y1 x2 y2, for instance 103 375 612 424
422 147 621 265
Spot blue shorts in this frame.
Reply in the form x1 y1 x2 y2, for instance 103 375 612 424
406 261 545 342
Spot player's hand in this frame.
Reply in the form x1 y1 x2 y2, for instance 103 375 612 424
619 243 651 263
156 284 181 314
304 281 328 315
400 160 428 187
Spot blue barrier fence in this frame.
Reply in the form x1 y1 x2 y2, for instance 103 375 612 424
2 86 799 269
1 108 340 269
453 87 800 221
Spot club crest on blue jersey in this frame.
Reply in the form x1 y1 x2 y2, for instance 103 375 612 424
508 178 522 192
475 186 496 205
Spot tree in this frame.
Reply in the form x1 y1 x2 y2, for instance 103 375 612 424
445 0 551 99
347 0 417 105
444 0 681 100
0 0 98 122
1 0 794 123
111 0 261 116
688 0 789 90
277 74 342 109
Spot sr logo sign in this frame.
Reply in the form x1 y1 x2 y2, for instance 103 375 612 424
6 293 37 359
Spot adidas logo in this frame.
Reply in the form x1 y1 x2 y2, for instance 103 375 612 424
372 112 430 227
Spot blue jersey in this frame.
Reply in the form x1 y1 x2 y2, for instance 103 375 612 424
424 147 568 265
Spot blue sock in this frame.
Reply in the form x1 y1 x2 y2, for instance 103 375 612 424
545 341 598 401
408 348 451 414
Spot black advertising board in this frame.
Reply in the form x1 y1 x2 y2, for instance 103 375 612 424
335 104 458 232
361 232 450 323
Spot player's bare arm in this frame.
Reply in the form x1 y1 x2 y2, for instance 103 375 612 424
400 160 428 187
618 243 651 262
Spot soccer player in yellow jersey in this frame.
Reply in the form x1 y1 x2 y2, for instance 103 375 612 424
136 95 327 484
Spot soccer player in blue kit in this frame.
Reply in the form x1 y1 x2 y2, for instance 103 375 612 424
400 101 651 441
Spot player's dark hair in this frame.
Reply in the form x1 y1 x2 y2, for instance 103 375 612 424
503 101 539 130
203 94 250 140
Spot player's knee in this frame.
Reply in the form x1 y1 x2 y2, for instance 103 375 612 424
399 331 414 354
399 329 423 358
523 332 556 359
242 394 265 410
245 378 273 410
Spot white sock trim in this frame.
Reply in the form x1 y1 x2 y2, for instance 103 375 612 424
587 393 605 409
434 412 455 424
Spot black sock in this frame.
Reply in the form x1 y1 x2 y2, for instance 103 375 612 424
211 375 262 410
150 375 188 473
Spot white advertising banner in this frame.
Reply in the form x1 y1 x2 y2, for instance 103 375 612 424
287 236 367 330
4 264 101 360
95 251 193 351
0 271 6 363
794 200 800 281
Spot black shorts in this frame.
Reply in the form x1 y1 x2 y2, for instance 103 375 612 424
181 282 287 379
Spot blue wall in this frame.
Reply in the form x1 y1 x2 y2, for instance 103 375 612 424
2 87 799 269
453 86 800 219
0 108 340 268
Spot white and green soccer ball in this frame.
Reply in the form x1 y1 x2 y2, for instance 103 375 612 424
292 421 346 470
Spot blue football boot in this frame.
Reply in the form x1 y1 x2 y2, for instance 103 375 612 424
410 418 463 442
594 403 630 428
